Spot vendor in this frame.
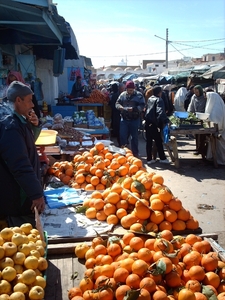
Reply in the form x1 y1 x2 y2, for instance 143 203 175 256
69 76 83 99
0 81 45 227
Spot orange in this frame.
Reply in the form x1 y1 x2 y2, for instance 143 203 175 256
129 236 145 251
103 203 117 216
158 187 173 203
202 272 220 289
121 177 133 189
132 259 149 277
172 219 186 231
185 280 201 293
110 183 123 194
113 267 129 283
183 251 202 270
116 200 129 210
158 220 172 231
105 192 120 204
85 207 96 219
115 285 131 300
152 290 168 300
96 210 107 221
93 199 105 211
168 198 182 211
126 274 141 289
137 248 153 263
116 208 127 219
186 218 199 230
118 257 133 271
134 204 151 220
164 209 177 223
177 288 196 300
106 215 119 225
152 174 164 185
122 232 135 245
107 243 122 257
90 176 100 186
150 210 164 224
201 252 219 271
150 199 164 210
177 207 191 221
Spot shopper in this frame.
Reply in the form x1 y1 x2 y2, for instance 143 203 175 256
0 81 45 227
205 92 225 165
145 86 170 164
187 85 206 113
115 81 145 157
184 85 195 111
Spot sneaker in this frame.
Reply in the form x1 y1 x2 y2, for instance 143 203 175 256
147 159 157 165
159 158 170 164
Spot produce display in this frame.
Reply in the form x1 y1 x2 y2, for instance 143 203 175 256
47 142 146 186
0 223 48 299
75 89 109 104
56 124 84 141
68 232 225 300
48 142 199 232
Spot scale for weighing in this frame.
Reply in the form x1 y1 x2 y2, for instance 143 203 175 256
35 130 58 164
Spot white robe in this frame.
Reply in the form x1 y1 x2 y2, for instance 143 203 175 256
174 87 187 112
205 92 225 165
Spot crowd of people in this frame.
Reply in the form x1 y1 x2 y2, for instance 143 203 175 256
105 79 225 166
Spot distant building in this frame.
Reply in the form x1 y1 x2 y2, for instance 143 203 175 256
202 53 225 62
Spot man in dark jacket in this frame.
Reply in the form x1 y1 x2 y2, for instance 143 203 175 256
145 86 170 164
116 81 145 157
184 85 194 111
0 81 45 227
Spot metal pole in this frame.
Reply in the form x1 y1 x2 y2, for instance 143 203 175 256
166 28 168 68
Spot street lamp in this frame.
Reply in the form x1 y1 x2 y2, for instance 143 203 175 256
154 28 169 68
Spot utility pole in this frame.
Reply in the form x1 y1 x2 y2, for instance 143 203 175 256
154 28 169 68
166 28 168 68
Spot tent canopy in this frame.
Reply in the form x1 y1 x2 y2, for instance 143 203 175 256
0 0 79 59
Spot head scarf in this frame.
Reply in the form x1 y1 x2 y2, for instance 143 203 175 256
6 71 26 85
194 85 204 97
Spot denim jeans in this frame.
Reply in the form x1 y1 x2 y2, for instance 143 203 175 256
120 118 139 156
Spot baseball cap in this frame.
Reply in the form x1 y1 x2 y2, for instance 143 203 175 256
6 81 33 102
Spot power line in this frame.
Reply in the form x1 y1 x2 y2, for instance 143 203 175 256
90 43 223 58
171 38 225 43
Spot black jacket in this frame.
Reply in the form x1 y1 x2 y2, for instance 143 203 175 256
0 112 43 216
145 95 169 128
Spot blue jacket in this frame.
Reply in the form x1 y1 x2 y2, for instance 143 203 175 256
0 111 43 216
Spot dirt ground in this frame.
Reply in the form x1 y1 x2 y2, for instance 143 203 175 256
111 133 225 248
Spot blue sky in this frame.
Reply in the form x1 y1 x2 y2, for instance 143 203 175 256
56 0 225 68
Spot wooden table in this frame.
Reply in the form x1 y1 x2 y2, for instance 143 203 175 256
165 125 219 168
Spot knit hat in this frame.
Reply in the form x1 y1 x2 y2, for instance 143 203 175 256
126 81 135 89
6 81 33 102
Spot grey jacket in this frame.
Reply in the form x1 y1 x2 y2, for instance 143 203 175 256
187 94 206 113
115 90 145 120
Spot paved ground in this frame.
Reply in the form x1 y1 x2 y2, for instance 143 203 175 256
111 133 225 248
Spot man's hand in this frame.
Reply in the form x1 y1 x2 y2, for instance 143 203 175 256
31 197 45 214
27 110 39 126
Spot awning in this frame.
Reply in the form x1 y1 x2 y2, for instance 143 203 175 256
0 0 79 60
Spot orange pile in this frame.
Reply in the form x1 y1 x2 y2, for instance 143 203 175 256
83 173 199 232
47 142 146 189
68 231 225 300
